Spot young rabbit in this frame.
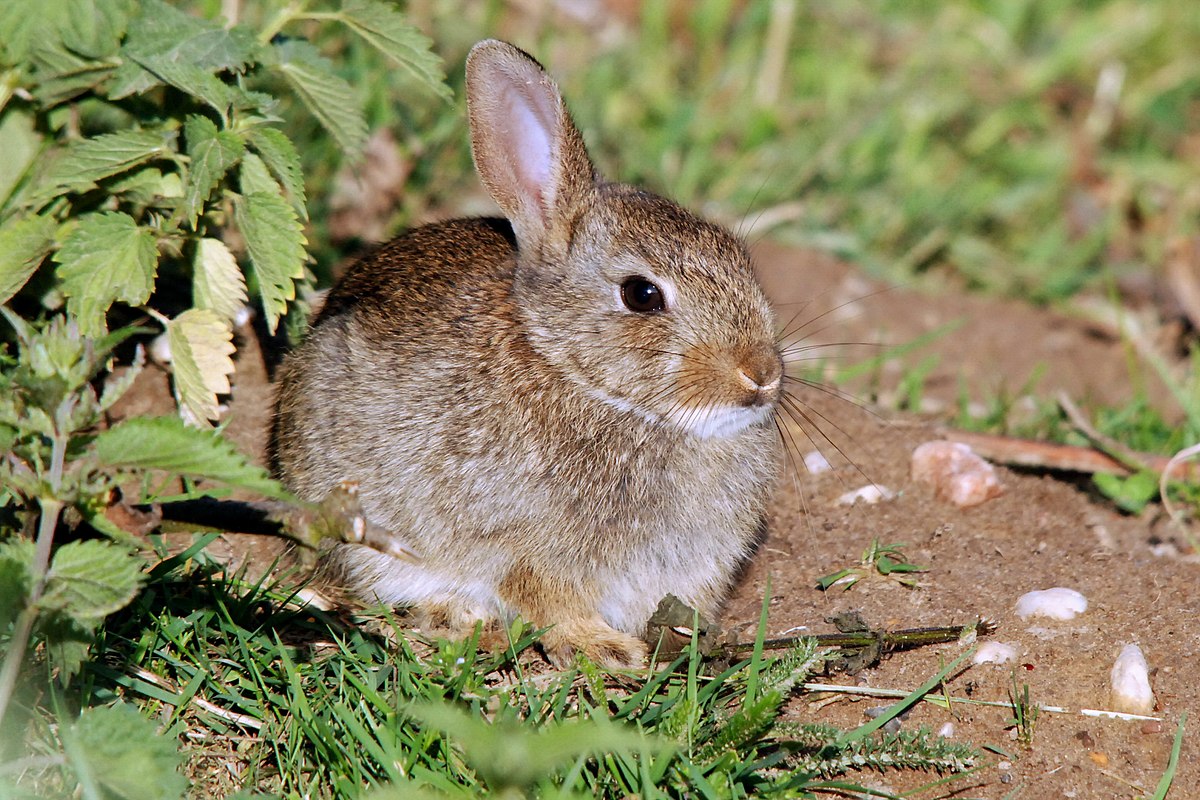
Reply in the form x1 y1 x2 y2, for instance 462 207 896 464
272 39 783 668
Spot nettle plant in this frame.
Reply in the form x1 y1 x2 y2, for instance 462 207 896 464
0 0 446 738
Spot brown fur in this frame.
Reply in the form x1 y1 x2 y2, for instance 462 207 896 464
271 40 782 669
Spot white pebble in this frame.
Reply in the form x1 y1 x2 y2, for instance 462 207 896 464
803 450 832 474
1014 588 1088 620
910 440 1004 507
972 641 1018 665
1110 644 1155 715
835 484 896 506
149 332 173 365
937 722 955 738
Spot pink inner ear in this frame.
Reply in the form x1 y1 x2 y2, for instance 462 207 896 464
501 80 557 210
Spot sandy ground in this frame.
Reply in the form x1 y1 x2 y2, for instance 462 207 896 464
113 239 1196 798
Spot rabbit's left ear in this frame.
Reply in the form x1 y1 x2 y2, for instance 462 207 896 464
466 40 596 255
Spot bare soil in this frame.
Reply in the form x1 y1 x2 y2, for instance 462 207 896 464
117 240 1197 798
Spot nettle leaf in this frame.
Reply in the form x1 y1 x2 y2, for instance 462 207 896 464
110 0 258 99
55 211 158 337
238 152 278 196
38 613 98 683
339 0 450 100
247 127 307 219
167 308 235 426
0 0 71 63
274 40 368 155
183 115 244 228
93 415 291 500
0 109 42 209
235 190 306 335
39 540 144 620
60 0 135 59
37 129 174 201
0 214 57 304
64 704 188 800
0 539 35 630
192 237 247 325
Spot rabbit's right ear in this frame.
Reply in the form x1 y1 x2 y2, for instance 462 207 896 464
466 40 596 256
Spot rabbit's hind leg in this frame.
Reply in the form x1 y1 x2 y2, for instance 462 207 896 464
498 563 648 670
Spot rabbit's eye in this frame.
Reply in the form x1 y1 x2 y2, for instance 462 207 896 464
620 277 665 313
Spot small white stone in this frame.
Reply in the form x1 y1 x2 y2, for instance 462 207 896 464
1110 644 1155 715
803 450 832 474
149 332 173 365
1014 588 1088 621
835 484 896 506
972 641 1018 665
937 722 955 738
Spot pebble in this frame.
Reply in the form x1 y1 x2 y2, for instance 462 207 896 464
1109 644 1155 715
1014 588 1088 620
803 450 832 474
937 722 955 738
910 440 1004 507
835 484 896 506
972 641 1018 665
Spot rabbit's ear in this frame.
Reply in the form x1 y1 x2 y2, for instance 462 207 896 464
466 40 595 254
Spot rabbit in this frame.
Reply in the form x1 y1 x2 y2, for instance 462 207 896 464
271 39 784 669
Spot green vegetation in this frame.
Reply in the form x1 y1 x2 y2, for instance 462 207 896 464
816 539 926 591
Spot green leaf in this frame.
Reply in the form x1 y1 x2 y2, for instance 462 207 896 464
183 115 244 229
28 42 118 106
274 40 368 155
109 0 258 99
63 704 188 800
192 237 247 325
247 127 307 219
37 613 98 682
54 211 158 337
0 214 57 304
167 308 235 426
0 0 71 63
0 109 44 209
36 129 174 201
93 415 291 500
339 0 450 100
0 539 35 630
235 190 306 335
1093 470 1160 514
39 540 144 620
60 0 135 59
238 152 278 196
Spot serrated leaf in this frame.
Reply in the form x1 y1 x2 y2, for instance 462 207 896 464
61 0 135 59
55 212 158 336
247 127 307 219
110 0 258 99
128 54 260 117
235 190 306 335
192 238 247 325
37 129 173 201
39 540 144 619
0 214 57 304
0 0 72 63
274 40 368 155
339 0 450 100
93 415 291 500
167 308 234 426
64 704 188 800
238 152 277 196
0 539 35 630
183 115 244 229
0 110 43 209
37 613 98 682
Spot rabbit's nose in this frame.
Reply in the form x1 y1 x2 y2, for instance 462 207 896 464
735 349 783 400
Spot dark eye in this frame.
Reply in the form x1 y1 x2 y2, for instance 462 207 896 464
620 277 665 313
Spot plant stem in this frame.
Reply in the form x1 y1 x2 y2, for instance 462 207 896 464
0 428 68 730
0 498 63 730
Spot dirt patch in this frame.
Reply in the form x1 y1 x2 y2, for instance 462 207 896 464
121 240 1195 798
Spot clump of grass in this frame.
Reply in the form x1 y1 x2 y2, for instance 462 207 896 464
6 542 979 798
817 539 927 591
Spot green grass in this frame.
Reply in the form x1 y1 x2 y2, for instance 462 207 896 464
4 546 979 798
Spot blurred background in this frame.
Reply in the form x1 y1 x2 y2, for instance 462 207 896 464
220 0 1200 317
